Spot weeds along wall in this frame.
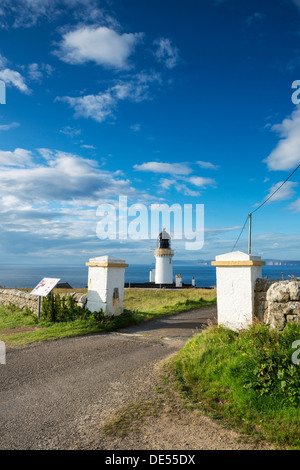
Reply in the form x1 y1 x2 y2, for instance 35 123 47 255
0 289 87 315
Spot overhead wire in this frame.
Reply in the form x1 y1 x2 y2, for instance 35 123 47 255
231 161 300 252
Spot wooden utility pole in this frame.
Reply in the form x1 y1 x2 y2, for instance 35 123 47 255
248 213 252 254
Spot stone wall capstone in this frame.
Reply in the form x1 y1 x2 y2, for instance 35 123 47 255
254 278 300 330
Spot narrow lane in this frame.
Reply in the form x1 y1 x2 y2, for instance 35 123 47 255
0 307 216 449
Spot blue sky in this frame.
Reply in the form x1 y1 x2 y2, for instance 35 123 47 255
0 0 300 265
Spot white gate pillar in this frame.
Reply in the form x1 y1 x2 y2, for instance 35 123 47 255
86 256 128 315
211 251 265 331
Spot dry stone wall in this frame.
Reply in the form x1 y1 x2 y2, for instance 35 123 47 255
254 278 300 330
0 288 87 315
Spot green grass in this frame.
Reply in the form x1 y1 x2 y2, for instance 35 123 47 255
124 288 216 321
171 323 300 449
0 288 216 347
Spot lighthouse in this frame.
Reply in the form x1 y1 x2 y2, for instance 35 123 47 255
154 229 174 284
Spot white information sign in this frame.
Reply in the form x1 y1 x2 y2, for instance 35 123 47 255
31 278 61 297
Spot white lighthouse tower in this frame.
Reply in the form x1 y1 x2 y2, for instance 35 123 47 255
154 229 174 285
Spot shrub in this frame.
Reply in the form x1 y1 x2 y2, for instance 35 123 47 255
40 294 138 329
41 294 96 323
173 323 300 447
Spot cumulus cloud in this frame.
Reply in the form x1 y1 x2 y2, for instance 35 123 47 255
54 26 143 70
264 105 300 171
134 161 192 176
136 161 217 197
0 147 159 261
0 68 30 94
187 176 217 187
0 149 136 205
57 72 162 122
58 91 116 123
0 148 33 166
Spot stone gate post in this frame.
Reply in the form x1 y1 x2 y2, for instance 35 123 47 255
211 251 265 331
86 256 129 315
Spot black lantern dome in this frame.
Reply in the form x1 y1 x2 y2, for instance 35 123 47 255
157 229 171 249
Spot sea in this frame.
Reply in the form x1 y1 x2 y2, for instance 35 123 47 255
0 264 300 289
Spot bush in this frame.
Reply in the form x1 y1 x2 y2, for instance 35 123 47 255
173 322 300 448
41 294 97 323
40 294 139 329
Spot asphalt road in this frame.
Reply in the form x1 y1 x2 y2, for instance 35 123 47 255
0 306 216 450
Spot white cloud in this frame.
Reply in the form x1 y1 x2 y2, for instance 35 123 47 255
174 183 200 197
130 123 141 132
0 148 157 260
134 161 192 176
159 178 176 189
259 181 298 204
0 148 33 166
59 126 82 137
58 91 116 123
197 160 220 170
0 54 7 67
80 144 96 149
188 176 217 187
137 162 217 196
0 148 139 205
0 68 30 94
288 198 300 212
153 37 180 69
58 72 162 122
0 0 115 29
27 62 54 81
28 62 43 81
55 26 143 70
0 122 20 131
157 177 201 196
264 105 300 170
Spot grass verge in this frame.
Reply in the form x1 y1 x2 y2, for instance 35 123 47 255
0 288 216 347
171 323 300 449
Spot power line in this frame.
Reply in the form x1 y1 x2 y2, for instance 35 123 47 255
231 161 300 252
231 214 249 252
250 162 300 216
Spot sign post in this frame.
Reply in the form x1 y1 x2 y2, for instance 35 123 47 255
31 278 61 320
38 295 41 320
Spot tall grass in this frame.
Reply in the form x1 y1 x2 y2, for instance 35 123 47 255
0 289 216 346
172 323 300 449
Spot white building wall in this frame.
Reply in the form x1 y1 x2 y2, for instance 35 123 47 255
155 256 173 284
149 269 155 282
86 256 128 315
212 251 264 331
